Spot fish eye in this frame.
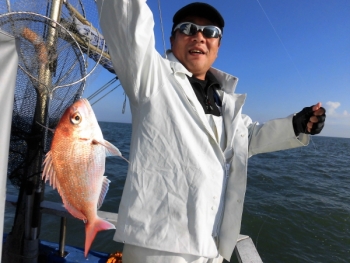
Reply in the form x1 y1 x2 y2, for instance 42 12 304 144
70 112 82 125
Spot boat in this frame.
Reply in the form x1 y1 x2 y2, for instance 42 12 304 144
0 1 263 262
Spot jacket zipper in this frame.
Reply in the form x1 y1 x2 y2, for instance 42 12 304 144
174 76 223 154
174 74 228 247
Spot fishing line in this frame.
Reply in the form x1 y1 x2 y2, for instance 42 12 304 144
309 136 318 152
255 0 305 85
256 0 322 153
157 0 167 58
87 76 117 101
255 204 278 250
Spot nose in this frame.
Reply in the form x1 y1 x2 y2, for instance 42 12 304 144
191 30 205 42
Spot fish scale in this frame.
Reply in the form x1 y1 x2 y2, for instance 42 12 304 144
42 98 128 257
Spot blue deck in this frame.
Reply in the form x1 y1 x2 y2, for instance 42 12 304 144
39 240 110 263
3 234 110 263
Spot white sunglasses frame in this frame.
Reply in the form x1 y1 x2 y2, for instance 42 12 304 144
173 22 222 38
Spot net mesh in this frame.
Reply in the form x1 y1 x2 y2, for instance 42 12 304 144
60 0 115 74
0 0 111 187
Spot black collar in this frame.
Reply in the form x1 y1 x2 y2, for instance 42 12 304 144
186 71 222 116
187 71 221 90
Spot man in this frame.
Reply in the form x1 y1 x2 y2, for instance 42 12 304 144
97 1 326 262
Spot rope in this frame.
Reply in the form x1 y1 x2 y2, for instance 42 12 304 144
90 83 121 106
87 76 117 101
122 92 127 114
255 0 305 83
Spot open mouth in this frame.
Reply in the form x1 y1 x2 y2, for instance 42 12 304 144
189 49 204 54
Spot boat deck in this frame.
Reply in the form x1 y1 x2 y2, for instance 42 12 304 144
5 194 263 263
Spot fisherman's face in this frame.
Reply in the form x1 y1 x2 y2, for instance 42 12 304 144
170 16 221 80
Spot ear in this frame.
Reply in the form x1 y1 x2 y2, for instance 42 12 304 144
216 41 220 58
170 36 174 48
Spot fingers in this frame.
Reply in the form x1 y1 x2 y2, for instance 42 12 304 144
307 103 326 133
306 121 313 132
312 102 322 112
306 117 322 132
307 119 325 134
314 107 326 116
293 103 326 135
309 116 319 123
309 110 326 122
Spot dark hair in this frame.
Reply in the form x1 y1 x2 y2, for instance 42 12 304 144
171 2 224 37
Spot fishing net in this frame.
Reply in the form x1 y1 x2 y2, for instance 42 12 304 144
0 11 85 187
0 0 115 188
60 0 116 74
0 1 117 261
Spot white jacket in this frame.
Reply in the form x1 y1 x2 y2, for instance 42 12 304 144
97 0 309 260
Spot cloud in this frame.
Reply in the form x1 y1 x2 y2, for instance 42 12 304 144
326 101 340 116
325 101 349 118
322 102 350 138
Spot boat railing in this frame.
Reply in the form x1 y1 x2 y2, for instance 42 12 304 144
5 194 263 263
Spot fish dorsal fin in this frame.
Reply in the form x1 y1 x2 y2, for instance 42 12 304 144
97 176 110 210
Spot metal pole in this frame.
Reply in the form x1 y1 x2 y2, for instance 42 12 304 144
58 217 67 257
3 1 64 263
29 0 63 239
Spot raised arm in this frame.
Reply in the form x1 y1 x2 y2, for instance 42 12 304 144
97 0 163 104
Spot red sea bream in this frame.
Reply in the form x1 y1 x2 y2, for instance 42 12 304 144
42 98 127 257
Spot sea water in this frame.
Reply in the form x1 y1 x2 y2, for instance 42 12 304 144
4 122 350 262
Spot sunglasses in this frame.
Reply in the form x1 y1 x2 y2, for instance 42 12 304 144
173 22 222 39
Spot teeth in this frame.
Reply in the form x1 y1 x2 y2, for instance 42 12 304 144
190 50 203 54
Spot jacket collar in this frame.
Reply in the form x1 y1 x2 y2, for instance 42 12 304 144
166 51 192 76
166 50 239 94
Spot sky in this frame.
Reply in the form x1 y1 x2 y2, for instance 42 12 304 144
84 0 350 138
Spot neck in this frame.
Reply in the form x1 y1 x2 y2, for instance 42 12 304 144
192 72 206 80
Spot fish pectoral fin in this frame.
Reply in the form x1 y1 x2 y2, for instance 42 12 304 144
93 139 130 163
96 139 122 156
97 176 111 210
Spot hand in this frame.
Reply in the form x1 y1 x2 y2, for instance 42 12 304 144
292 102 326 136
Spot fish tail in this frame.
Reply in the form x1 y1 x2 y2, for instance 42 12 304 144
84 217 116 257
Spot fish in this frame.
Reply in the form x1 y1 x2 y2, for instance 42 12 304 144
42 98 128 257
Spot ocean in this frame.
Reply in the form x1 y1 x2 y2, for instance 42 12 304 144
4 122 350 263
